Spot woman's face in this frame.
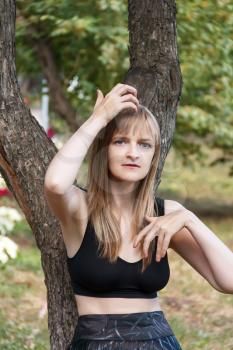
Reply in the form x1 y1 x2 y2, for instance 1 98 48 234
107 124 155 183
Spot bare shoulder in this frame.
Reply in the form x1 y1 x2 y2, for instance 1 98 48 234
164 198 184 215
164 199 185 249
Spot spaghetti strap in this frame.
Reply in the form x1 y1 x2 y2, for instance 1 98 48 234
155 197 165 216
76 184 87 192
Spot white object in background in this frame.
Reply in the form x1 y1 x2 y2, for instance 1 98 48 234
67 75 79 92
41 78 49 132
0 206 22 235
0 236 18 264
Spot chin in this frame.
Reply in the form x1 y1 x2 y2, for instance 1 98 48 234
110 172 145 183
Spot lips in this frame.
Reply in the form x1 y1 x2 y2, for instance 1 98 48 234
122 164 140 168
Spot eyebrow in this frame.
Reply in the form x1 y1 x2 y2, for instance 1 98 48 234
112 135 153 142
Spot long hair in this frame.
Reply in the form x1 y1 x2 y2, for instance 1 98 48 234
86 104 161 273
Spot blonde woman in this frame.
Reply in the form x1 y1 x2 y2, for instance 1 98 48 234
44 83 233 349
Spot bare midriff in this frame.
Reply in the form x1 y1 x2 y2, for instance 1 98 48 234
75 295 162 316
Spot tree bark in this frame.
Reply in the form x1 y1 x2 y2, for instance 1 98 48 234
0 0 182 348
0 1 78 349
126 0 182 191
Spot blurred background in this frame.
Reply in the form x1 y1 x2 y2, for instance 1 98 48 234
0 1 232 349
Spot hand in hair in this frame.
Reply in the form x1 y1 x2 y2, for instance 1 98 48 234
92 83 139 126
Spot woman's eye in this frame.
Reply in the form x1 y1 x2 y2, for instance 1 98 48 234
113 140 152 148
142 143 152 148
114 140 125 144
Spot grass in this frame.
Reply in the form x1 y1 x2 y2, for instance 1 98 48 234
0 309 48 350
0 220 49 349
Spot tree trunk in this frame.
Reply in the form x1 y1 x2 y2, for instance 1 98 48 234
126 0 182 191
0 1 78 349
0 0 182 348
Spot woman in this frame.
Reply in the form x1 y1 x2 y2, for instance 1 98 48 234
44 83 233 350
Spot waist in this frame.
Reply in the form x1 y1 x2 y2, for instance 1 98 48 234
74 310 174 341
75 295 161 316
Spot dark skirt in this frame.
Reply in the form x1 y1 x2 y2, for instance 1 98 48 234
67 310 183 350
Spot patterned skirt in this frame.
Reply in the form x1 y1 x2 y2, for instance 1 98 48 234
67 310 183 350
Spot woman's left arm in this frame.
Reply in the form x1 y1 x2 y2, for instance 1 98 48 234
166 200 233 294
134 199 233 294
180 204 233 293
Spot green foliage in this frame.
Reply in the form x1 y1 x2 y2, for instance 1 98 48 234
16 0 129 116
15 0 233 172
175 0 233 171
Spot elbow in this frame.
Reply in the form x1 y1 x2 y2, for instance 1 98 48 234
219 286 233 294
208 276 233 294
44 180 56 192
217 288 233 295
44 181 65 195
44 171 64 194
213 283 233 294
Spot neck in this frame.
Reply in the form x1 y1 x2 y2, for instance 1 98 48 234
108 179 139 217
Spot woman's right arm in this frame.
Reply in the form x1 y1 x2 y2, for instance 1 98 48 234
44 114 107 194
44 83 139 224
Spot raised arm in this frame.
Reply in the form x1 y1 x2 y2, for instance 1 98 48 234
43 83 139 224
44 106 105 195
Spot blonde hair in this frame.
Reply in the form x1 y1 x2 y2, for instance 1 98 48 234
86 104 161 272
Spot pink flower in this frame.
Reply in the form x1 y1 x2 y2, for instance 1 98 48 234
47 127 55 138
0 188 12 197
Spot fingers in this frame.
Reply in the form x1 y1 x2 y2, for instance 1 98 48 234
133 221 170 262
121 102 138 113
121 92 139 112
108 83 139 113
142 229 159 257
156 230 171 262
161 235 171 258
133 221 155 248
121 93 139 108
97 89 104 99
156 229 165 262
113 83 137 97
94 89 104 109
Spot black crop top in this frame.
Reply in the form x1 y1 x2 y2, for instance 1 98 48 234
66 192 170 298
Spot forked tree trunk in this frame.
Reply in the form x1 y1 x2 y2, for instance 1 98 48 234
0 0 182 348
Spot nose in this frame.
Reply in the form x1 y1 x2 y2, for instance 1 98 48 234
126 142 140 159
